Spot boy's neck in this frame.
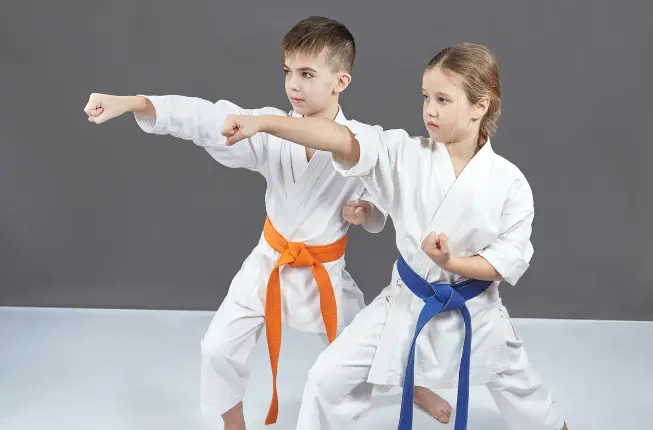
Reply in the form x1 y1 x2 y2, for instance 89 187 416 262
304 100 340 121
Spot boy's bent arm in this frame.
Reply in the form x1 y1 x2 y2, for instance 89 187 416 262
360 202 387 233
253 115 387 231
358 190 387 234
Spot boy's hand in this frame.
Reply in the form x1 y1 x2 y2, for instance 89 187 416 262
421 232 451 267
84 93 131 124
342 200 374 225
222 114 263 146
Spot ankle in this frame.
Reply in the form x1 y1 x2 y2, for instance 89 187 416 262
222 402 245 430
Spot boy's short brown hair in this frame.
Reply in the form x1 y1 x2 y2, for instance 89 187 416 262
281 16 356 73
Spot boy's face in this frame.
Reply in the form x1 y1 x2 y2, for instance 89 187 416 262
283 48 350 117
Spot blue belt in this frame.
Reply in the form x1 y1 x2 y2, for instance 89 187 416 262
396 256 492 430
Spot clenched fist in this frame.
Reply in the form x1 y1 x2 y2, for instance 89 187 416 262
342 200 374 225
222 114 263 146
84 94 149 124
84 93 128 124
421 232 451 267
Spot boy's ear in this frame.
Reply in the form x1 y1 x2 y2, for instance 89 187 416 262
333 73 352 95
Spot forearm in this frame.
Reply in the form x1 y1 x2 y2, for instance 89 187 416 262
259 115 360 163
123 95 154 116
443 255 503 281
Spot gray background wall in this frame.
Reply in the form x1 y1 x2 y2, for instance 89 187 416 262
1 0 651 320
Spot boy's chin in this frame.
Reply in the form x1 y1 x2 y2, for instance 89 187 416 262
291 105 314 116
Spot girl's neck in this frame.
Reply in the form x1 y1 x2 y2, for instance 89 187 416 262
443 133 479 162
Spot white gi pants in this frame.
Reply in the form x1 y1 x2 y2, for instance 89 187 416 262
199 295 331 421
295 295 566 430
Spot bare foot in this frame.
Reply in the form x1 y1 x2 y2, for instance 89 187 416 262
413 386 452 424
223 401 246 430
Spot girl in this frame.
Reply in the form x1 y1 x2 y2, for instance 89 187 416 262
221 43 568 430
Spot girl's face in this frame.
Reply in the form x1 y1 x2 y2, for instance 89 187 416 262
422 66 485 144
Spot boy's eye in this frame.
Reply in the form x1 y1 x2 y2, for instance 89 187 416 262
422 94 429 101
283 69 290 75
303 72 313 78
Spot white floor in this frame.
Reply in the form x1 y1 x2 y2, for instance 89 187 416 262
1 307 651 430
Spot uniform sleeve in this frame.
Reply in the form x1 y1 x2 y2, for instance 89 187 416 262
134 95 285 172
478 176 535 286
331 120 413 217
358 188 388 234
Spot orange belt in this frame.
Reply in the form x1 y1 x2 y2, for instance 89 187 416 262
262 216 346 425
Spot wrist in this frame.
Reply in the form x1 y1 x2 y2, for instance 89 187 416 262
126 95 148 113
442 255 459 273
257 115 275 134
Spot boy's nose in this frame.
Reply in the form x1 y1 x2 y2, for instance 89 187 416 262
287 77 300 92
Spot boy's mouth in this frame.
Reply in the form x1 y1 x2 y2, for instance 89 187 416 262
290 97 304 103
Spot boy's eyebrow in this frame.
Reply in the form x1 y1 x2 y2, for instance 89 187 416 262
284 64 318 73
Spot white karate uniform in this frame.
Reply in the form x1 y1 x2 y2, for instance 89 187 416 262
296 123 565 430
133 96 387 420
